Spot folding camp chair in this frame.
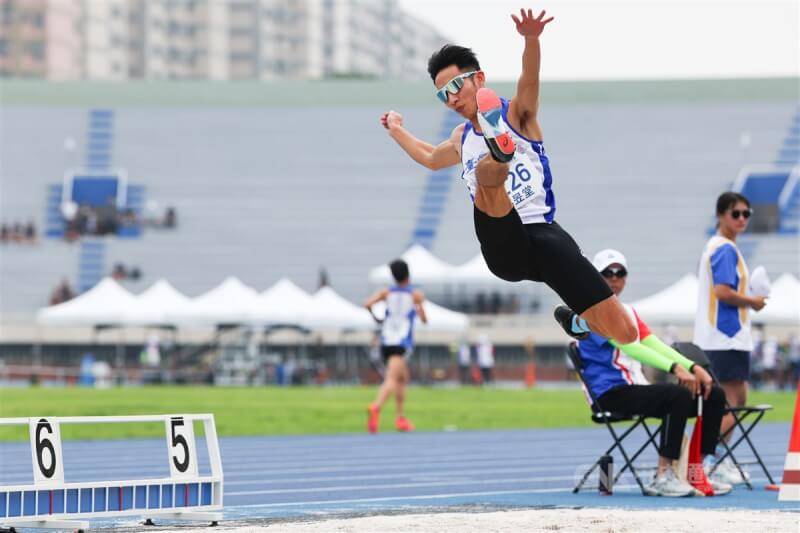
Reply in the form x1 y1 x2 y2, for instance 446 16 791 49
671 341 776 489
568 342 662 495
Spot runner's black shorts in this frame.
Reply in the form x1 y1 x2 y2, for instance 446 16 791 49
381 345 407 364
473 206 612 314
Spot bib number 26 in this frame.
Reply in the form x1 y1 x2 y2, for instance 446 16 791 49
508 163 532 192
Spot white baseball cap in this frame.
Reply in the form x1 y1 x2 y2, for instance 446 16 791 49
592 248 628 272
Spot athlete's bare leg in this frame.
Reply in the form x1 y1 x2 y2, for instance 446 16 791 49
718 380 747 442
374 356 404 409
580 295 638 344
474 157 512 217
394 359 408 418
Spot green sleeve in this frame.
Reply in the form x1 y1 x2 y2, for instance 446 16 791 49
608 339 675 373
641 335 695 371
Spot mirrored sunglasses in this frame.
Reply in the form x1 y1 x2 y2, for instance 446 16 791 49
435 71 478 103
601 267 628 279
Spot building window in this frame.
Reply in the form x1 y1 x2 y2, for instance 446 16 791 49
28 41 44 60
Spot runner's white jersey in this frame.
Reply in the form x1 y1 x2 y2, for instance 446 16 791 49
460 98 556 224
380 286 417 349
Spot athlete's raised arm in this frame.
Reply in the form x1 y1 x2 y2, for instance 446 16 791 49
507 8 553 141
381 110 463 170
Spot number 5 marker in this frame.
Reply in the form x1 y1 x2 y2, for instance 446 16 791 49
166 416 199 478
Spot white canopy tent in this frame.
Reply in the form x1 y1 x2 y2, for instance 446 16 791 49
631 271 799 326
755 273 800 325
306 286 375 331
121 279 192 327
368 245 455 285
417 300 470 332
449 253 517 286
37 277 137 326
166 276 259 326
248 278 315 328
629 273 698 325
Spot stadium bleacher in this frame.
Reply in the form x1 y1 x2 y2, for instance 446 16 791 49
1 80 797 317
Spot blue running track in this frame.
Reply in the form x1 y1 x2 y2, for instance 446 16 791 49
0 423 795 528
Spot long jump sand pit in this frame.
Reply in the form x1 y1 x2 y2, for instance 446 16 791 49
132 507 798 532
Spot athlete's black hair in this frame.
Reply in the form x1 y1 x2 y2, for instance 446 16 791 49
716 191 751 216
427 44 480 81
389 259 410 283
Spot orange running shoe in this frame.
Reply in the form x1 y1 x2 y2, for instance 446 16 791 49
395 416 415 432
367 404 380 433
476 87 515 163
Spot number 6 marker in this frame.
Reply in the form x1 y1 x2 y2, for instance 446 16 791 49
166 416 198 478
29 417 64 486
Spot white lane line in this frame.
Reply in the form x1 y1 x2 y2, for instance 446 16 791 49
225 463 581 487
226 475 575 496
227 476 780 509
230 486 585 508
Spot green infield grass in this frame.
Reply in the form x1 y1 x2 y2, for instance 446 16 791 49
0 386 794 441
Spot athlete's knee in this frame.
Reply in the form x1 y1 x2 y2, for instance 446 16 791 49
475 156 508 188
612 316 638 344
672 385 693 411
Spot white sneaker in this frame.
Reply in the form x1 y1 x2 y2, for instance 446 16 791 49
708 477 733 496
644 469 696 497
709 459 750 485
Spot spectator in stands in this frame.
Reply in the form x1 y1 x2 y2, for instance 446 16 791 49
24 220 37 243
693 191 767 484
0 223 8 243
11 222 23 243
49 278 75 305
128 266 142 281
111 263 127 281
364 259 427 433
578 248 730 496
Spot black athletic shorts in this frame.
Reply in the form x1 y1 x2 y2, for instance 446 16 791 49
473 206 613 314
705 349 751 382
381 345 407 364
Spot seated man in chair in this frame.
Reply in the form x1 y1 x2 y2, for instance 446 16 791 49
577 249 731 496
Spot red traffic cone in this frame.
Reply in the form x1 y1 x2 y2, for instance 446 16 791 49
688 395 714 496
524 361 537 388
471 364 482 385
778 380 800 501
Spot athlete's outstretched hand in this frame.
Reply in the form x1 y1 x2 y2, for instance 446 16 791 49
511 8 553 38
380 110 404 131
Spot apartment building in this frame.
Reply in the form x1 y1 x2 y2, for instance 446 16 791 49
0 0 447 80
